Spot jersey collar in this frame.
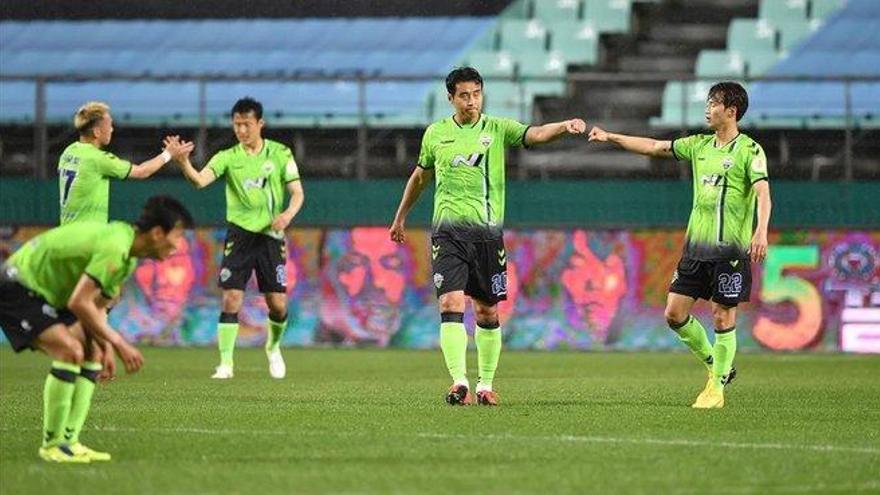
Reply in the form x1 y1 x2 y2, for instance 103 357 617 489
451 113 483 129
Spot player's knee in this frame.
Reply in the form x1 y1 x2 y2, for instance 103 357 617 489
473 307 498 327
266 298 287 320
221 293 244 313
664 307 688 328
61 339 85 365
712 307 735 329
438 292 465 313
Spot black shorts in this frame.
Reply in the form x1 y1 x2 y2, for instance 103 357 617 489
431 234 508 305
0 278 77 353
669 256 752 307
219 223 287 293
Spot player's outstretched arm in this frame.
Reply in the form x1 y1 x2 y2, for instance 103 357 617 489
67 275 144 373
175 148 217 189
588 126 674 158
390 166 433 244
524 119 586 146
128 135 194 180
271 180 305 232
749 180 772 263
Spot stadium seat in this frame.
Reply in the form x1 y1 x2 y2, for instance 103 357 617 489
550 21 600 64
810 0 846 19
583 0 631 33
759 0 808 24
499 20 549 52
516 50 567 78
533 0 582 23
776 19 820 52
694 50 746 78
744 49 782 77
465 51 517 78
727 19 777 53
485 82 532 121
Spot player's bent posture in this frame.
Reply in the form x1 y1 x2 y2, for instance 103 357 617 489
176 97 304 380
390 67 587 406
58 101 192 225
589 81 771 408
0 196 194 462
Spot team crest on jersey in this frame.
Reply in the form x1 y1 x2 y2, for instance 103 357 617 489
751 155 767 174
41 304 58 319
479 134 493 148
433 273 444 289
262 161 274 174
721 157 734 171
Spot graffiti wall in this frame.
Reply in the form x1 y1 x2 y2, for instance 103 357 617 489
1 226 878 352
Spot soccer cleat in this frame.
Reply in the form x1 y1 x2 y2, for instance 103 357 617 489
38 445 90 463
211 364 234 379
691 384 724 409
69 442 111 461
476 390 499 406
266 349 286 379
697 365 737 399
445 384 474 406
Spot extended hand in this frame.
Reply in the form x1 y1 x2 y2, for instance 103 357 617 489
566 119 587 134
163 135 195 161
588 126 609 142
389 219 406 244
115 339 144 374
271 211 293 232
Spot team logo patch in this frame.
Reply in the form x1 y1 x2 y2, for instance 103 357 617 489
220 268 232 282
432 244 440 260
224 241 234 256
285 159 299 178
491 273 508 296
262 161 274 174
480 134 493 148
20 320 31 332
721 157 734 171
433 273 444 289
497 249 507 266
276 265 286 286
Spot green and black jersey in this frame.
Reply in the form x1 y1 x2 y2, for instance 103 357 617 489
673 133 769 261
418 114 529 241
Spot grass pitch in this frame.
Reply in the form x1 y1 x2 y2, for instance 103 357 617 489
1 347 878 494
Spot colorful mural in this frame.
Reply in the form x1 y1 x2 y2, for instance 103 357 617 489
1 226 878 352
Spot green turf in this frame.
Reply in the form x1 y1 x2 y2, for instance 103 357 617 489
1 347 878 494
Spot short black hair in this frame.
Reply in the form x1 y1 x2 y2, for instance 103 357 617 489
231 97 263 120
134 195 194 233
445 67 483 95
708 82 749 121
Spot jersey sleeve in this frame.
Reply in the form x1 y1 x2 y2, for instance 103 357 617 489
499 118 529 148
417 126 435 169
84 245 130 299
671 135 701 162
207 152 227 178
96 151 132 179
282 146 300 182
746 143 769 184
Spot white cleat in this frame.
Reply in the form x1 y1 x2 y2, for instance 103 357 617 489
211 364 234 379
267 349 286 379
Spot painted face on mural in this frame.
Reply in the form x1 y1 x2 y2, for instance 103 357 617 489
134 235 195 319
560 231 627 343
326 227 408 344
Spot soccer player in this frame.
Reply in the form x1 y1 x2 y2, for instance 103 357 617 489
175 97 304 380
58 101 193 224
0 196 194 462
588 81 771 408
389 67 587 406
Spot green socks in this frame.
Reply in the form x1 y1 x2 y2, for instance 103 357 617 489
440 313 468 384
475 323 502 390
266 315 287 353
671 316 714 371
43 361 79 447
218 313 239 367
713 328 737 389
64 361 101 445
